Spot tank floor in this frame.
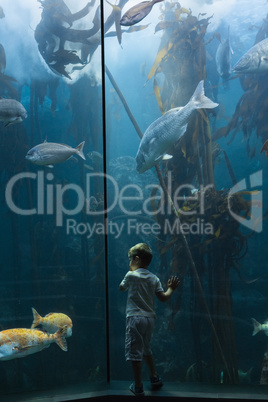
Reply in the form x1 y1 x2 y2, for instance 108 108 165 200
3 381 268 401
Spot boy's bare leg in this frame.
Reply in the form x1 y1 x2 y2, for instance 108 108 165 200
144 354 157 378
131 360 143 387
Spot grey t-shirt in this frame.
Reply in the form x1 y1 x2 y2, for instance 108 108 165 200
120 268 164 318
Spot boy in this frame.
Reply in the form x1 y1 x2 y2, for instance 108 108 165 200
119 243 180 396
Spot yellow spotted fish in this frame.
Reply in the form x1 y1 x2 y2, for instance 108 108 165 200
0 327 68 361
31 308 73 337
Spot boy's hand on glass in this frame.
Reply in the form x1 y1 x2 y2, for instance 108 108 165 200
167 276 180 290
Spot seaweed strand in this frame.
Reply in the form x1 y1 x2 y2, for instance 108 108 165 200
105 66 143 139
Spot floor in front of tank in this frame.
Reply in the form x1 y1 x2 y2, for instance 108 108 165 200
3 381 268 401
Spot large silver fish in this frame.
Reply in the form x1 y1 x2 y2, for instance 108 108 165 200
26 140 85 167
233 37 268 74
216 26 232 79
120 0 164 26
0 327 67 361
0 98 27 126
136 80 218 173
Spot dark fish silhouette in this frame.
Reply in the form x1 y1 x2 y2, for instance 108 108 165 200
0 44 6 73
0 6 4 19
216 26 232 79
120 0 164 26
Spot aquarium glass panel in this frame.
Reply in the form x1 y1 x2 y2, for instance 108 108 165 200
1 0 268 400
0 0 107 398
105 0 268 394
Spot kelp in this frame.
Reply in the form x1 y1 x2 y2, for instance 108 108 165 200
147 6 212 106
157 187 251 260
152 184 255 383
144 1 256 384
105 0 122 45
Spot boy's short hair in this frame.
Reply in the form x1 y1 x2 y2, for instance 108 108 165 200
128 243 152 267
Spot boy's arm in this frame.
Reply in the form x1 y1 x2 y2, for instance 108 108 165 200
119 272 130 291
156 276 180 302
119 283 126 291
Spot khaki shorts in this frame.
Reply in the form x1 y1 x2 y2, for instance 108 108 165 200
125 316 156 361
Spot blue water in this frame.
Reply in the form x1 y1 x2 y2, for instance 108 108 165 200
0 0 267 398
